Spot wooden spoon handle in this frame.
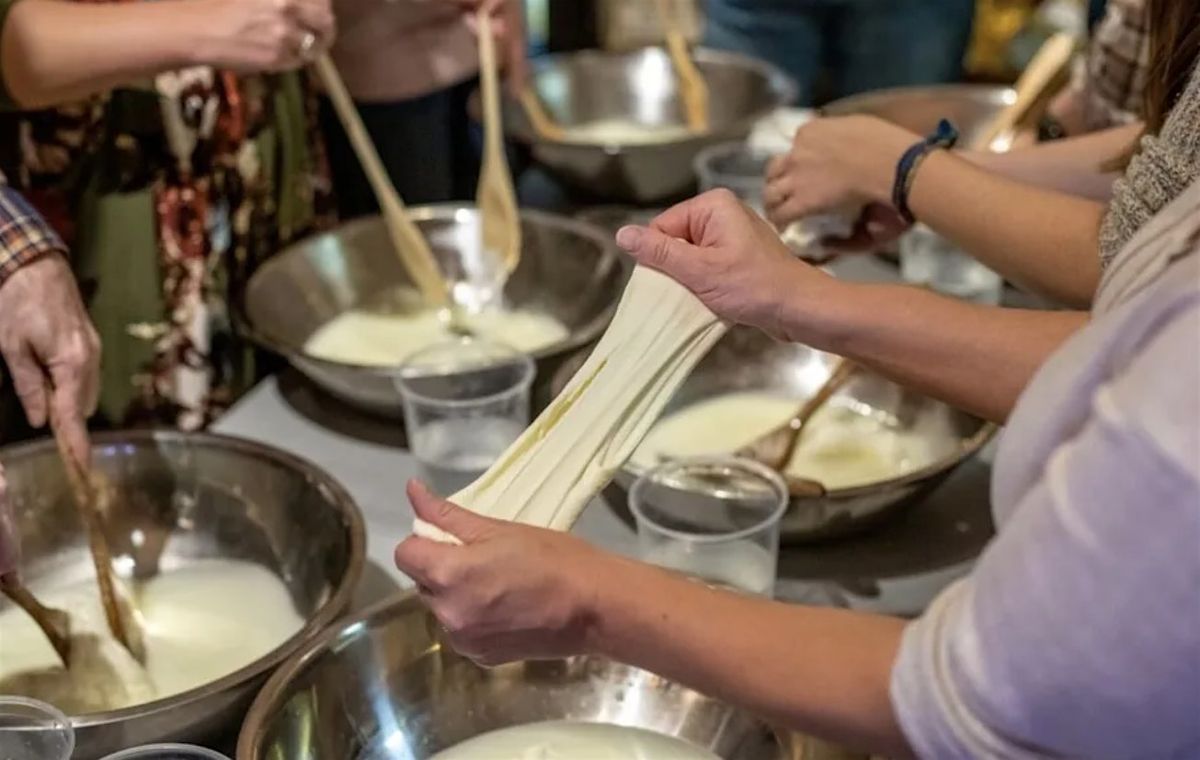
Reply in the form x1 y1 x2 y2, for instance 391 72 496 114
974 32 1076 150
314 54 448 305
652 0 709 132
776 359 858 468
1 578 71 666
519 87 566 142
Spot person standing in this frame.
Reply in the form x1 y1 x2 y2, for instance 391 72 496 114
703 0 976 105
321 0 527 216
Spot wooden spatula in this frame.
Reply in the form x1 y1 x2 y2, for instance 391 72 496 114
653 0 709 133
519 87 567 142
736 359 858 493
314 54 449 307
476 8 523 276
974 32 1077 150
1 578 71 666
48 404 145 664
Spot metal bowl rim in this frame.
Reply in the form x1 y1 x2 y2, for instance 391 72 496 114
820 82 1017 117
0 429 367 728
238 206 624 373
502 46 799 150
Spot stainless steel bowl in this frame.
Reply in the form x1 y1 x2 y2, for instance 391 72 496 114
0 431 365 759
822 84 1016 146
556 328 994 543
504 47 797 203
238 592 863 760
240 206 627 417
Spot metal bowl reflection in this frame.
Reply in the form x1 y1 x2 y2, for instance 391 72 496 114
556 328 993 543
240 206 627 417
503 47 797 203
0 431 364 759
238 592 862 760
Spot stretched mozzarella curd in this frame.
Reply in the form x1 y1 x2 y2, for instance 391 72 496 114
303 307 569 367
431 721 720 760
0 559 304 714
561 118 696 145
632 392 937 490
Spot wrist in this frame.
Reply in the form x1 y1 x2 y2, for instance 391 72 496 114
776 268 869 353
171 0 225 68
579 553 651 660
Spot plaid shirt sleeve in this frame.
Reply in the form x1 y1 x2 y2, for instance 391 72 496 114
1070 0 1150 131
0 176 67 285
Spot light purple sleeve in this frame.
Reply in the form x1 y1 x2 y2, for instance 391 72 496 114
890 309 1200 759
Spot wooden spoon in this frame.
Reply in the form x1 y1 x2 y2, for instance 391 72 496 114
736 359 858 493
652 0 709 133
519 87 567 142
314 54 449 307
48 403 145 663
0 577 71 667
476 8 523 277
975 32 1077 150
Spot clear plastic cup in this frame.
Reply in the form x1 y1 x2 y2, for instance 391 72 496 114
100 744 230 759
0 696 74 760
694 141 772 213
900 224 1004 305
396 338 535 497
630 457 788 597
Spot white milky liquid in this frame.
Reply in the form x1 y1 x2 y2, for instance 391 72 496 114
304 307 569 367
413 417 527 496
561 118 696 145
0 559 305 714
430 720 720 760
643 540 776 596
632 392 936 490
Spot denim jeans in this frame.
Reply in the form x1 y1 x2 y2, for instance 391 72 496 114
704 0 976 105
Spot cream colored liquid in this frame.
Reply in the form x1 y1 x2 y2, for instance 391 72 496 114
303 307 569 367
632 392 935 490
562 118 695 145
431 721 720 760
0 559 304 714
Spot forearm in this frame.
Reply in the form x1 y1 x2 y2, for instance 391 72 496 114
2 0 210 108
590 557 913 758
783 274 1087 424
904 151 1105 307
963 124 1141 201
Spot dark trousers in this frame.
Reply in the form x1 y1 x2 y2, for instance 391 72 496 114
319 78 481 219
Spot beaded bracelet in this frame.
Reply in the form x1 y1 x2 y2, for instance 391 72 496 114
891 119 959 224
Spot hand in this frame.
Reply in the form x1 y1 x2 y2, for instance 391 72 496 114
0 464 17 584
394 481 607 666
615 189 834 339
763 115 916 230
452 0 530 92
0 254 100 465
192 0 336 73
822 203 912 253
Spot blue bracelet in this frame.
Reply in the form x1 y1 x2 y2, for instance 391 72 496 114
892 119 959 224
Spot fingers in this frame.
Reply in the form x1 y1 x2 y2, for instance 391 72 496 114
6 343 48 429
394 535 455 591
615 225 699 275
48 366 91 467
407 480 496 544
288 0 336 48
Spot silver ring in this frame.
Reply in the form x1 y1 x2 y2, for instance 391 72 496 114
299 31 317 60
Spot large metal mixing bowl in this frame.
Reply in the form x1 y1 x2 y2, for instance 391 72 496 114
239 206 627 417
503 47 797 203
0 431 365 759
238 592 864 760
822 84 1016 146
555 328 993 543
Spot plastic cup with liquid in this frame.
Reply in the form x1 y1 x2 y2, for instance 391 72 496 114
0 697 74 760
100 744 230 759
396 337 535 496
693 141 771 214
630 457 788 597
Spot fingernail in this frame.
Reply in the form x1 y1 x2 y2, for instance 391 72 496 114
615 225 642 250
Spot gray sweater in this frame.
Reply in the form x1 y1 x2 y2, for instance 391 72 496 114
1100 59 1200 266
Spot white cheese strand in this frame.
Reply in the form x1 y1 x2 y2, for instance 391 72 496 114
414 266 728 543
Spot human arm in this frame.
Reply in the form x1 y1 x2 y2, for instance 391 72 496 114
963 123 1141 201
0 183 98 464
764 116 1106 307
617 190 1084 424
394 481 916 759
0 0 335 110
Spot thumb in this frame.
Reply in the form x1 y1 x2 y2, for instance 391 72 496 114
616 225 698 275
408 480 496 544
